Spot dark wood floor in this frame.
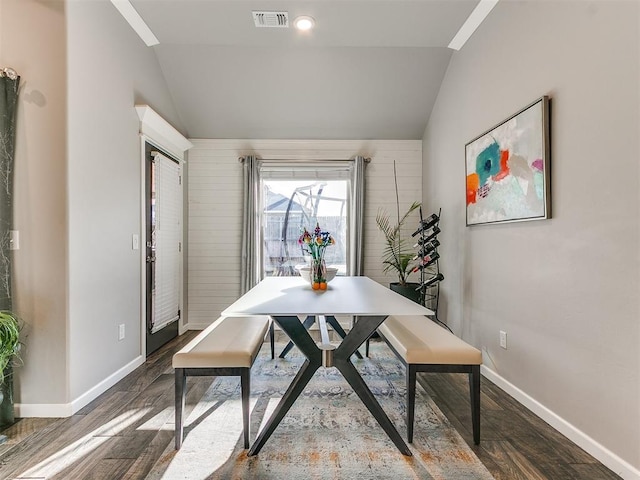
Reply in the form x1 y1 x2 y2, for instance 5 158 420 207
0 332 621 480
410 346 623 480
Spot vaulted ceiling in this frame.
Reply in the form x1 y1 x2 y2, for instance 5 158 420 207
128 0 481 140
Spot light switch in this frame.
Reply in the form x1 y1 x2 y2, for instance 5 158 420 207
499 330 507 349
9 230 19 250
132 234 139 250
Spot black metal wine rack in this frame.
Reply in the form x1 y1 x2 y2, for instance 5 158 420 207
412 207 445 325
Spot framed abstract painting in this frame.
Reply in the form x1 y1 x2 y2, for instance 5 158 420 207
465 96 551 226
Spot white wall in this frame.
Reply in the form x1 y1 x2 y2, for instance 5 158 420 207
0 0 69 407
423 0 639 477
1 0 184 413
187 139 423 328
66 1 184 402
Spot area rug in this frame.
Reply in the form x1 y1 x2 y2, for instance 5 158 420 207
146 342 494 480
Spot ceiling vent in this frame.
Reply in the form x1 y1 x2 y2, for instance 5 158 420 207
252 11 289 28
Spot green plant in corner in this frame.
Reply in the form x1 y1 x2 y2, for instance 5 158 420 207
0 311 21 386
375 161 421 286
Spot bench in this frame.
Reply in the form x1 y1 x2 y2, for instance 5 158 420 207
369 315 482 444
173 315 271 449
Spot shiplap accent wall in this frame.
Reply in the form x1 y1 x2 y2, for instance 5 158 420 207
186 139 422 329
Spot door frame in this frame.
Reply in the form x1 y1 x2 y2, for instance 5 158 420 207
136 105 192 357
144 144 182 356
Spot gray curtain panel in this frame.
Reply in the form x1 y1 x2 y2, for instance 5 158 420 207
349 156 367 276
240 155 261 294
0 73 20 311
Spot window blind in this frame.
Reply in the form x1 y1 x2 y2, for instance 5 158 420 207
152 152 181 333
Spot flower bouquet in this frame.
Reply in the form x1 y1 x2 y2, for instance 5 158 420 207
298 223 335 290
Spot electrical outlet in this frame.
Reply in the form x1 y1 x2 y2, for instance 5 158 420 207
499 330 507 349
119 324 125 341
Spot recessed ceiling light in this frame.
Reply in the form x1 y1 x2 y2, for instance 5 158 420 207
294 16 315 32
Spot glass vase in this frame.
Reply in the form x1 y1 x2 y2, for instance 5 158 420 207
309 257 327 290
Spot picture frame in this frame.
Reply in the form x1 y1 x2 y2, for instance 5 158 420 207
465 96 551 226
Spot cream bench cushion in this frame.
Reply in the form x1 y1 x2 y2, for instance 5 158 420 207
173 315 270 369
378 315 481 365
374 314 482 445
173 315 270 450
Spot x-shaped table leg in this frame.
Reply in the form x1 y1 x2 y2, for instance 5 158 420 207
279 315 363 359
248 314 410 457
249 316 321 456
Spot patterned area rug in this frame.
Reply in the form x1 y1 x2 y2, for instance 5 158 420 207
147 342 494 480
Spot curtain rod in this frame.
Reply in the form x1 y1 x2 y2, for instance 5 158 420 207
0 67 18 80
238 156 371 163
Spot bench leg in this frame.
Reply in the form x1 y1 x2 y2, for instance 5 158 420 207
470 365 481 445
175 368 186 449
241 368 250 449
269 320 275 359
406 365 417 443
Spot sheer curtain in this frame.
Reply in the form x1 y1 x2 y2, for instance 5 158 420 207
0 69 20 310
240 155 368 293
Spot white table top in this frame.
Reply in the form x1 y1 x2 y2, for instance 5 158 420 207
221 276 434 317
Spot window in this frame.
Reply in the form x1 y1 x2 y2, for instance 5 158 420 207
259 161 355 278
241 156 366 293
262 180 348 277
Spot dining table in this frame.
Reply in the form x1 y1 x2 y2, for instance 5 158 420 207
221 275 434 456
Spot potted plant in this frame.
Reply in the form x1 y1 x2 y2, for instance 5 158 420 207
0 311 22 429
375 161 422 303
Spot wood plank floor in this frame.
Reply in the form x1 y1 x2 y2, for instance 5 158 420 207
410 347 623 480
0 332 622 480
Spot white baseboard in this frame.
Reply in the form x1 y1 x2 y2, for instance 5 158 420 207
481 365 640 480
15 355 145 419
15 402 73 418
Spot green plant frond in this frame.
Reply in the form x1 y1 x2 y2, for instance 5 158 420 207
381 243 401 267
375 209 393 239
398 201 421 226
374 165 421 285
398 253 415 270
381 260 397 273
376 201 422 284
0 311 22 385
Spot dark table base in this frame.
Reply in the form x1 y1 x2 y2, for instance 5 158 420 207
279 315 364 360
248 315 411 457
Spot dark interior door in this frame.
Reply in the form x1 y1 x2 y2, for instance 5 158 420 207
145 141 179 356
